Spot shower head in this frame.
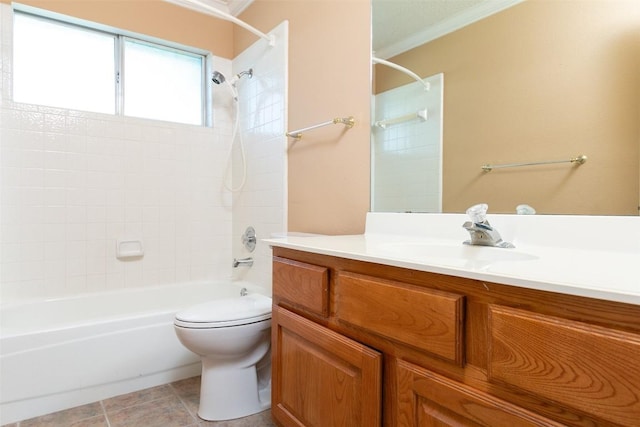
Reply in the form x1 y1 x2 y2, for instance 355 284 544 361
211 70 226 85
211 68 253 86
234 69 253 82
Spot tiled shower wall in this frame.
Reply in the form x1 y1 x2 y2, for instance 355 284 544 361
231 22 288 295
372 73 443 213
0 4 287 304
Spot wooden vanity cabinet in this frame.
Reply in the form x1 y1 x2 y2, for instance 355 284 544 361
271 256 382 427
270 248 640 427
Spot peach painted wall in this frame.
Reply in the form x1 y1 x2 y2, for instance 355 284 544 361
375 0 640 216
237 0 372 234
2 0 233 58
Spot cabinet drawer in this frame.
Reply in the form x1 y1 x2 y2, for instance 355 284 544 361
488 305 640 426
273 257 329 317
335 272 465 365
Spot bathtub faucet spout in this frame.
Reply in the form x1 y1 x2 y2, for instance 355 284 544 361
233 257 254 268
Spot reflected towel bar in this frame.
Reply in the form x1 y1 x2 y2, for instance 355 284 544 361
286 116 355 139
482 155 587 172
374 109 427 129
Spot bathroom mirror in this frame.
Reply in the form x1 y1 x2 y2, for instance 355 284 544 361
371 0 640 216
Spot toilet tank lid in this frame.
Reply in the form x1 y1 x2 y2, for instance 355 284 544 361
175 293 272 323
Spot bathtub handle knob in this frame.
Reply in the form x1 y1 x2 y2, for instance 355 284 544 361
242 227 257 252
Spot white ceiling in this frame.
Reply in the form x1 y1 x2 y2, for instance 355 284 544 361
373 0 523 59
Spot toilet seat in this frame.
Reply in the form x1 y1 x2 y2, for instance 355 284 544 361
174 293 272 328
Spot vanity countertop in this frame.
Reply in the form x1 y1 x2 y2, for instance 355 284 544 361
265 213 640 305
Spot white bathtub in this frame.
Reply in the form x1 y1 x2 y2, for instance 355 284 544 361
0 281 267 425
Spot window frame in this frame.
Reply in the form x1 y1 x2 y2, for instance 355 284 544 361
12 5 208 126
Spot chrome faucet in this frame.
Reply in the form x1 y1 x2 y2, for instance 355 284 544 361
462 204 515 248
232 257 254 268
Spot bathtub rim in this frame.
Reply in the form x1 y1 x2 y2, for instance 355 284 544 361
0 279 270 339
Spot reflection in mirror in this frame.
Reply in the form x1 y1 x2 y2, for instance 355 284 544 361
371 70 443 213
372 0 640 215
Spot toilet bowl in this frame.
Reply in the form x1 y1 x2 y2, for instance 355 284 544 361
174 293 272 421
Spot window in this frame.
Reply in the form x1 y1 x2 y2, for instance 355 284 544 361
123 39 204 125
13 13 116 114
13 11 206 126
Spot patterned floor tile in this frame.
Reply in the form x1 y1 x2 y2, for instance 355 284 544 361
106 395 196 427
171 376 200 397
10 376 271 427
103 384 176 413
171 376 201 416
69 415 109 427
19 403 104 427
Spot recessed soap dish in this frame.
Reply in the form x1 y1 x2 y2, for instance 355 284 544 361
116 239 144 259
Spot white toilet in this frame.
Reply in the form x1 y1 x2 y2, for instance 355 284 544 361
174 293 272 421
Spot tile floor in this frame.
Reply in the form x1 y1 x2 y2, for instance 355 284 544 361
3 376 275 427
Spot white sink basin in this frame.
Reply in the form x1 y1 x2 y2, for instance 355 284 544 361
374 241 538 266
266 213 640 304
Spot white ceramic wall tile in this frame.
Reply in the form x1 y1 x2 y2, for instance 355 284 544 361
0 43 226 301
230 22 288 294
0 6 287 303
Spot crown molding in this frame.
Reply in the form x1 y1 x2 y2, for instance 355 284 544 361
163 0 253 16
195 0 231 13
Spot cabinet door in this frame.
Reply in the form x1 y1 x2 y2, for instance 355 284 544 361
396 360 564 427
272 306 382 427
